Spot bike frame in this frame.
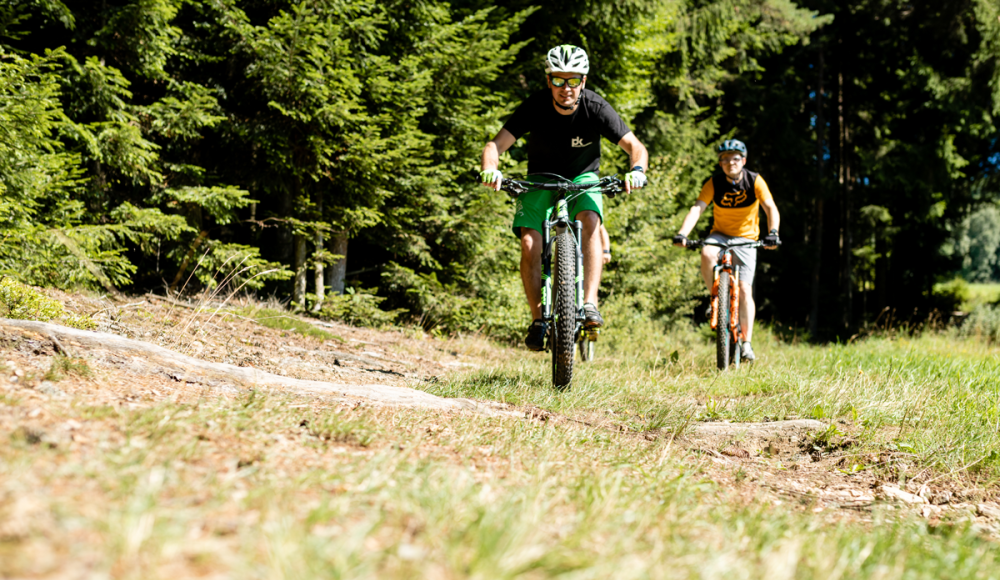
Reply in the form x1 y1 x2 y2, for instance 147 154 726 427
540 195 584 329
690 239 766 353
500 174 623 349
710 246 743 346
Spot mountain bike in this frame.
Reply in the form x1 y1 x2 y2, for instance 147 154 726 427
500 174 624 389
685 239 765 370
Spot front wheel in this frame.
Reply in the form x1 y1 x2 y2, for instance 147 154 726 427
716 271 731 370
552 231 577 389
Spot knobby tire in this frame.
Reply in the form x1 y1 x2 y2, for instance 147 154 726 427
552 231 577 388
716 271 731 370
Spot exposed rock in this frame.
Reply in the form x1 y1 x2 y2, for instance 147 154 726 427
977 503 1000 520
689 419 826 436
880 485 928 505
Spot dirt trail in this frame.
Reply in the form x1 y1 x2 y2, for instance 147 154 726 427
2 292 998 532
0 319 499 413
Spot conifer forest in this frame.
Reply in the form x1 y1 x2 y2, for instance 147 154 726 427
3 0 999 340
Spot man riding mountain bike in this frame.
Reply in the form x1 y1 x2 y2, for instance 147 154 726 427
480 45 649 351
672 139 781 362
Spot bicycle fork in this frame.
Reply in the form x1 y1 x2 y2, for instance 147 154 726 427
540 218 586 338
710 253 745 344
541 222 552 321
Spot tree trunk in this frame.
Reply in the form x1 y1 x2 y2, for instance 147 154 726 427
294 234 307 310
837 62 853 331
326 234 349 295
276 186 293 263
876 235 888 311
312 228 325 313
809 47 825 337
842 128 853 330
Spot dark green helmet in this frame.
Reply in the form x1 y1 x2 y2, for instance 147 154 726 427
717 139 747 155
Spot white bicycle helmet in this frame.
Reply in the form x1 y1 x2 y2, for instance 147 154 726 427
544 45 590 75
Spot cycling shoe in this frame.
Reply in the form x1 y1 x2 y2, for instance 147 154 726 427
583 303 604 328
525 319 547 351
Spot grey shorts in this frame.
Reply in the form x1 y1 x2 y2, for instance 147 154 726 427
706 233 757 286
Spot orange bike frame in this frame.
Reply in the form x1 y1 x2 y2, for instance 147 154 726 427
709 252 745 343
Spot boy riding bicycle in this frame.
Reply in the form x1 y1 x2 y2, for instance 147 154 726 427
479 45 649 351
672 139 781 361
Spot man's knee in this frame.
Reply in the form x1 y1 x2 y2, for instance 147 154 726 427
520 229 542 257
576 210 600 231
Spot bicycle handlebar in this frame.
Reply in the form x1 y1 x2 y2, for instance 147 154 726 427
499 175 626 199
683 239 767 251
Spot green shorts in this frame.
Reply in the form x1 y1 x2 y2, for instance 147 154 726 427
511 172 604 238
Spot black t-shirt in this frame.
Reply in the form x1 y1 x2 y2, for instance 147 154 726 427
502 88 630 178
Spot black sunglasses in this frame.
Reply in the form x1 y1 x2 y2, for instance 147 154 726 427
549 76 584 88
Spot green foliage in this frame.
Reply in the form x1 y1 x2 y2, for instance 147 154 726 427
952 204 1000 283
604 157 704 320
2 0 998 338
0 277 95 329
181 242 293 293
960 304 1000 344
152 186 254 226
318 287 406 330
0 277 65 321
931 278 971 313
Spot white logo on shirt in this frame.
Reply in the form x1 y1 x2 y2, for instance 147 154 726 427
571 136 592 148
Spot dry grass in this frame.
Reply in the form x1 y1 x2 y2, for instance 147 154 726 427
2 293 1000 578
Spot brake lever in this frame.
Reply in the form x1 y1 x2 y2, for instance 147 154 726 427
499 179 528 199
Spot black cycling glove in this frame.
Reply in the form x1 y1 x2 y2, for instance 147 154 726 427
672 233 688 246
763 229 781 248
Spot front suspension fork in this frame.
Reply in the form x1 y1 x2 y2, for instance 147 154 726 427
542 220 553 320
574 219 584 315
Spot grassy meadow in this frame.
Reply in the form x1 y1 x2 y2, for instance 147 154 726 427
4 306 1000 578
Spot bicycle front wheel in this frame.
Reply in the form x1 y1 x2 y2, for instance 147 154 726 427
552 231 577 389
716 270 731 370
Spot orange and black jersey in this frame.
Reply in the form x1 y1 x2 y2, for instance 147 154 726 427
696 169 774 240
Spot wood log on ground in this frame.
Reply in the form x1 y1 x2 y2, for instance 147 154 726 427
0 319 487 413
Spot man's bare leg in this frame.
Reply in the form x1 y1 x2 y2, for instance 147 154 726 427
519 228 543 320
739 281 755 342
700 246 720 293
578 211 602 305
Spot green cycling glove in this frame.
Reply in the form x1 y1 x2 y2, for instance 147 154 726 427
625 170 647 189
480 169 503 188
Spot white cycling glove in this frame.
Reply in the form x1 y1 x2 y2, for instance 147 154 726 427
625 169 647 190
480 169 503 190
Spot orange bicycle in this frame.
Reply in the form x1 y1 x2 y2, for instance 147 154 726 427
685 239 764 370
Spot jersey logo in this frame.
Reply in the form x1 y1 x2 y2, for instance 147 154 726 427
571 136 592 148
719 190 748 207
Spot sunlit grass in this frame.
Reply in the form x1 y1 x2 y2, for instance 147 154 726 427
428 323 1000 479
229 305 346 342
2 389 998 579
5 308 1000 578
